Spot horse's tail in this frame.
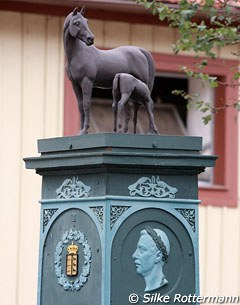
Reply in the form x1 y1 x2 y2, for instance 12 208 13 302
140 48 155 92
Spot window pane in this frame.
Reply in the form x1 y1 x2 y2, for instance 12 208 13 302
188 78 214 185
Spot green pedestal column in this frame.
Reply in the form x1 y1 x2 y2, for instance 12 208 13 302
24 133 216 305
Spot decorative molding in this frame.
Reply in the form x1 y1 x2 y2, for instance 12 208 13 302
110 206 130 229
54 229 92 292
176 208 196 232
43 209 58 232
90 206 104 229
128 176 178 198
56 177 91 199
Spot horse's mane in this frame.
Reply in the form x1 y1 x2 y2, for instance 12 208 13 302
63 12 73 34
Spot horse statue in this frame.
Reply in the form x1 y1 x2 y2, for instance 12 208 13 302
112 73 158 134
63 7 156 135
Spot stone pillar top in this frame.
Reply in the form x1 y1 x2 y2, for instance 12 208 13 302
24 133 217 174
37 133 202 153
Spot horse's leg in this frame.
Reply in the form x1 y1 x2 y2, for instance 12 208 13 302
123 103 131 133
145 99 158 134
81 78 93 135
118 93 131 132
133 103 139 134
72 81 84 132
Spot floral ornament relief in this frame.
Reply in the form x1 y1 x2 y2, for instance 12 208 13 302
110 206 130 229
176 208 196 232
43 208 58 232
128 176 178 198
56 177 91 199
54 229 92 292
90 206 104 229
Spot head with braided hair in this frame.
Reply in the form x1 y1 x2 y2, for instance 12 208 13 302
132 226 170 292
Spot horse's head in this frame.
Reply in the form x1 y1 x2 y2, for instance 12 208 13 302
69 7 94 46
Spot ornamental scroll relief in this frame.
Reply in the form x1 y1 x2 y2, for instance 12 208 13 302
90 206 104 229
110 206 130 229
54 229 92 292
176 208 196 232
43 209 58 232
128 176 178 199
56 177 91 199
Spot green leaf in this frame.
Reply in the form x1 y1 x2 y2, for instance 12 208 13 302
188 71 194 77
136 0 240 122
195 101 204 110
197 59 208 69
210 15 217 24
202 114 212 125
233 72 240 80
210 81 218 88
218 15 225 21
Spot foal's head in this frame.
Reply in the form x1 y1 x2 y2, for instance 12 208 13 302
69 7 94 46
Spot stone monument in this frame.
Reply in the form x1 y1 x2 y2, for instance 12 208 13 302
24 7 216 305
24 133 216 305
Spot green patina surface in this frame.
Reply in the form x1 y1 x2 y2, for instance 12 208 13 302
25 133 216 172
24 133 216 305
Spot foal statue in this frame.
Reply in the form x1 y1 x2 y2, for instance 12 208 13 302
112 73 158 134
63 7 155 134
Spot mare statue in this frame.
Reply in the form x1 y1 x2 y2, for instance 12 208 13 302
112 73 158 134
63 7 156 135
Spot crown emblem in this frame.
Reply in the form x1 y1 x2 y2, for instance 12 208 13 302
67 242 78 254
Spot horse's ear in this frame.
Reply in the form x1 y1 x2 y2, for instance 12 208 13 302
73 7 78 16
80 6 85 15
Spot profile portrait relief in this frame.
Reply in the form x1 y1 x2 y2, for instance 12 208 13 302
132 226 170 292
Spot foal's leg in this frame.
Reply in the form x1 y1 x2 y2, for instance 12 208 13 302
123 103 131 133
145 99 158 134
81 78 93 135
112 100 118 132
72 81 84 132
133 103 139 134
118 93 131 132
112 83 120 132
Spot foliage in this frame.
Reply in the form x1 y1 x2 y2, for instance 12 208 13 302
137 0 240 123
